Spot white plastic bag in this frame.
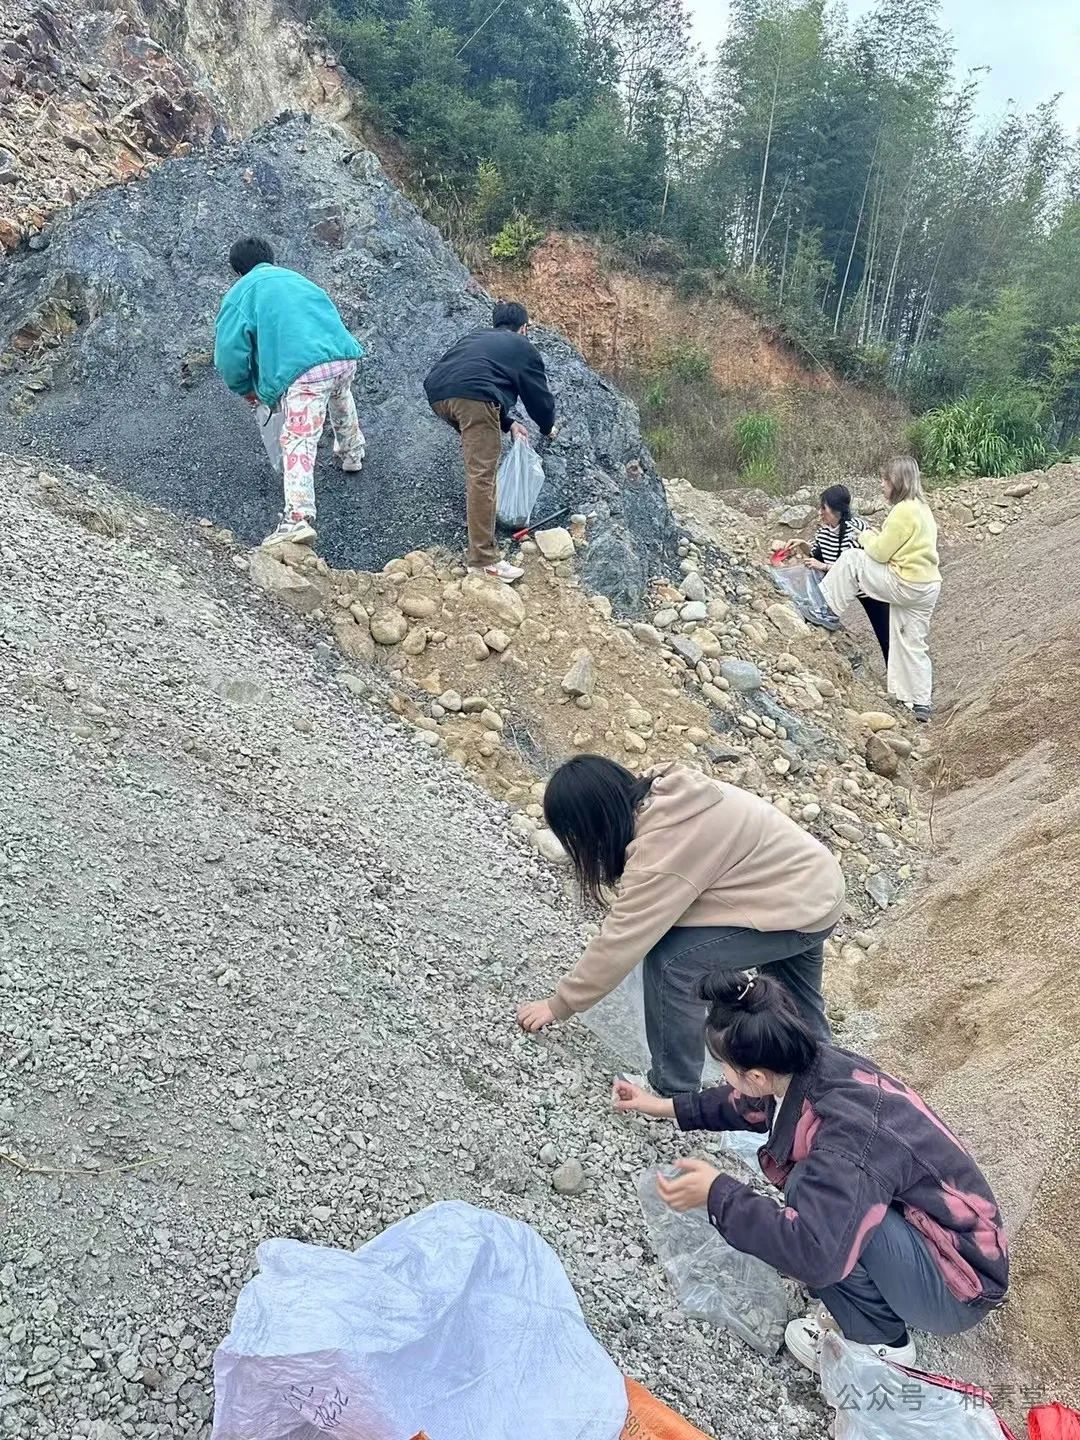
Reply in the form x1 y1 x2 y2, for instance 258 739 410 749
636 1168 796 1355
211 1201 628 1440
820 1333 1013 1440
496 434 545 528
255 403 285 471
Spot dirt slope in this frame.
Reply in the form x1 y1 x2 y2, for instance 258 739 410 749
486 234 909 490
490 234 828 392
861 464 1080 1405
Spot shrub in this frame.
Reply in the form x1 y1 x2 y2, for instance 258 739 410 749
469 159 509 234
732 411 780 488
628 234 687 274
909 392 1051 478
733 411 779 465
655 341 711 384
644 380 669 411
674 268 712 301
489 213 544 263
848 342 892 387
644 425 676 459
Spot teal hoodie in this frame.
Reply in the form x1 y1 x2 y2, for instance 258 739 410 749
213 264 364 406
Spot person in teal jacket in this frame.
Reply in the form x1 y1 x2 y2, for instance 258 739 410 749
214 237 366 548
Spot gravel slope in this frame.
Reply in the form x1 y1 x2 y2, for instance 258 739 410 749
0 457 823 1439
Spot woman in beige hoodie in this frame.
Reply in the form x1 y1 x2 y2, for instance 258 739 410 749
517 757 846 1095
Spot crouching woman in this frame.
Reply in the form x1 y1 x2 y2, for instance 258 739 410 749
614 973 1007 1371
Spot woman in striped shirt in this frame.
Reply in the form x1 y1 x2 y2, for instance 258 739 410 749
807 485 890 663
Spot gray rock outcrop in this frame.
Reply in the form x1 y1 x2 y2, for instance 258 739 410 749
0 114 675 610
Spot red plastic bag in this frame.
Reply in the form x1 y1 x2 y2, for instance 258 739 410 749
1029 1406 1080 1440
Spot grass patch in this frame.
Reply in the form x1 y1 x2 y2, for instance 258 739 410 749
627 365 905 493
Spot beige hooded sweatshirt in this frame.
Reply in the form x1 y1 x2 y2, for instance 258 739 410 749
548 764 846 1021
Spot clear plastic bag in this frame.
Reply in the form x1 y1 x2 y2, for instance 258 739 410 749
210 1201 628 1440
820 1333 1016 1440
583 972 761 1176
496 434 545 528
635 1168 795 1355
255 403 285 471
771 563 826 619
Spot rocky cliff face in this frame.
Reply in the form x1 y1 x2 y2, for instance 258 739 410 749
0 0 353 254
134 0 353 132
0 0 219 250
0 115 675 608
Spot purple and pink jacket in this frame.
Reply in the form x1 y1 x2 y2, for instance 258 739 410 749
674 1044 1008 1305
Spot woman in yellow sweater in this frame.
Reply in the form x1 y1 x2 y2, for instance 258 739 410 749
812 458 941 721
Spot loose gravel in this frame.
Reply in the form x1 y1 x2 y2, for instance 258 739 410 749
0 457 824 1438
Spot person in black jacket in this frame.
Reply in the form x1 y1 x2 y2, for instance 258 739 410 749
425 300 556 583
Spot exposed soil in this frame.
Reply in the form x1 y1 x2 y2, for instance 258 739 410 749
859 464 1080 1408
489 234 831 393
484 235 910 493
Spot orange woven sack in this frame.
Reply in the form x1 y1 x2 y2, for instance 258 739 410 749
1029 1407 1080 1440
620 1378 714 1440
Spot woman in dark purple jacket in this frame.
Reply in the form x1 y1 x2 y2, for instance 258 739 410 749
614 973 1007 1371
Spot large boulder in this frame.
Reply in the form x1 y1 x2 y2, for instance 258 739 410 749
0 115 675 612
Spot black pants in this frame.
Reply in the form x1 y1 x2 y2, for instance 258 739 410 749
858 595 890 663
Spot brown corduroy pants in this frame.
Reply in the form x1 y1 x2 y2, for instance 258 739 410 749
432 397 503 566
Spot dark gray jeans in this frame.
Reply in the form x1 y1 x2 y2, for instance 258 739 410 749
642 922 834 1096
812 1203 992 1345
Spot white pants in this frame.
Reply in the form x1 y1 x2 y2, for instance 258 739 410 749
821 549 940 706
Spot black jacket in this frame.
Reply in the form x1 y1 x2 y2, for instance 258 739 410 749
424 326 556 435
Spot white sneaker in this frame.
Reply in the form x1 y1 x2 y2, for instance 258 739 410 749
335 440 366 473
261 517 317 548
469 560 523 584
784 1310 917 1373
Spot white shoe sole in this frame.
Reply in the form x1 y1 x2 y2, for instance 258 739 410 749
262 524 316 548
785 1316 917 1373
785 1317 825 1372
468 566 523 585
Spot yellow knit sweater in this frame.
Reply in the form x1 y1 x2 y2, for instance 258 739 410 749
859 499 941 583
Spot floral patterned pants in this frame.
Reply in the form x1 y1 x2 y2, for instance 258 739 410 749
281 360 365 520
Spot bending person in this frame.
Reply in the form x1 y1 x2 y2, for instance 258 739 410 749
615 973 1007 1371
425 300 556 584
214 237 365 549
516 758 845 1095
807 484 890 665
810 459 941 721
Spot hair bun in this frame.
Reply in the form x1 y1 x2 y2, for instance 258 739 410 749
699 971 760 1009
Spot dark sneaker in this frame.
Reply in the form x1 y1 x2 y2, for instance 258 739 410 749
805 606 842 632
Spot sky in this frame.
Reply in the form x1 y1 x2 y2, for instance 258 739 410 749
685 0 1080 133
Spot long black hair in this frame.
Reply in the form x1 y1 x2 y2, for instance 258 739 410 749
820 483 853 552
701 972 820 1075
543 755 654 904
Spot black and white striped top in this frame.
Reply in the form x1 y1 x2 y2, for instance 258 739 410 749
811 513 869 567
